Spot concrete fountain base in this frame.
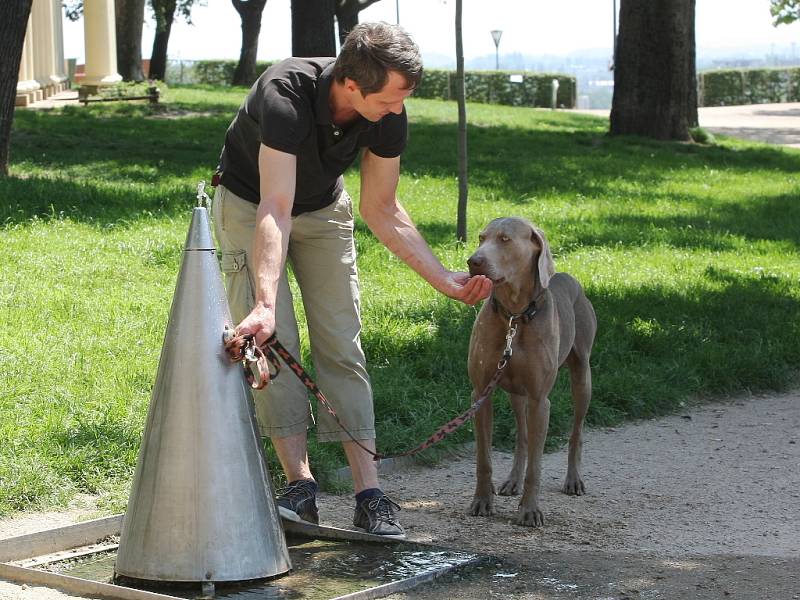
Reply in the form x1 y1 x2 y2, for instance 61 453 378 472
0 515 483 600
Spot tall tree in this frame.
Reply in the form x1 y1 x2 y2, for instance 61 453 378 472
116 0 146 81
610 0 698 141
770 0 800 25
149 0 177 81
0 0 33 177
334 0 383 45
149 0 200 81
455 0 468 241
291 0 336 57
231 0 267 86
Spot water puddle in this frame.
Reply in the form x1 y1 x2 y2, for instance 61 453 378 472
39 534 479 599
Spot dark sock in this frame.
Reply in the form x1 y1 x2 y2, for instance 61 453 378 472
355 487 383 506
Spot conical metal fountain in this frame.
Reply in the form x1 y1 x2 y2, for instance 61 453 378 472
114 183 291 584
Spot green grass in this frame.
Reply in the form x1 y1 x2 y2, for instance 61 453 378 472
1 86 798 515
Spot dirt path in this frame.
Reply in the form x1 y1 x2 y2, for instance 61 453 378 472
575 102 800 149
2 391 798 599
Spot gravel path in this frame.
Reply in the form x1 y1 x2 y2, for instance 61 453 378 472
2 390 798 599
575 102 800 148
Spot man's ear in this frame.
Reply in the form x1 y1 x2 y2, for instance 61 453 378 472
531 226 555 289
344 77 363 96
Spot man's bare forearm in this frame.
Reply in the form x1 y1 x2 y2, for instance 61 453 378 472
251 199 292 313
360 199 448 292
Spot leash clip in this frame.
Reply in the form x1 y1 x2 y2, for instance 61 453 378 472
223 326 280 389
498 316 518 369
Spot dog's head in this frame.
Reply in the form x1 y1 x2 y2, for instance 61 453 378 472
467 217 555 289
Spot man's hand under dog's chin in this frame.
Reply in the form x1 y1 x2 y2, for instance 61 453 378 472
439 272 493 305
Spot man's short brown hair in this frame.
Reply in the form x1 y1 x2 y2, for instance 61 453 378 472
333 22 423 96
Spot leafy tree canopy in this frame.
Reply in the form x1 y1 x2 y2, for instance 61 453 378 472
62 0 201 25
770 0 800 25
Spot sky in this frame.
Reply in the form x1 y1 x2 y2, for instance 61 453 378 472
62 0 800 65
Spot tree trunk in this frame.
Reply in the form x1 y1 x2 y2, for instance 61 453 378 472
0 0 33 177
335 7 358 45
116 0 146 81
292 0 336 57
149 0 177 81
232 0 267 86
334 0 384 45
610 0 698 140
455 0 468 242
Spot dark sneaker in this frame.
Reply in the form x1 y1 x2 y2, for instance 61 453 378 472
276 479 319 525
353 494 406 539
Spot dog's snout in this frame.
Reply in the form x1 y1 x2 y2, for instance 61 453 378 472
467 254 485 276
467 255 483 268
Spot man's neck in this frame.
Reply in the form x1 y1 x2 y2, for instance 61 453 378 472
329 80 360 127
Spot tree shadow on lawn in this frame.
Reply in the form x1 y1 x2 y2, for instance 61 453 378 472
403 121 800 204
363 264 799 454
555 190 800 252
362 186 800 253
47 415 139 488
0 173 202 227
11 107 229 181
7 107 799 238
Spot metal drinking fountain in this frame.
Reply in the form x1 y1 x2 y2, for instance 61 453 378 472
114 183 291 585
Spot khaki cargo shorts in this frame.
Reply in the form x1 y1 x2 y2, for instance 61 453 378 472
212 184 375 442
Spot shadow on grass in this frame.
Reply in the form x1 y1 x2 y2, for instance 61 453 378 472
49 416 139 488
556 190 800 251
362 265 799 455
403 122 800 203
0 173 197 226
8 107 800 233
11 105 228 179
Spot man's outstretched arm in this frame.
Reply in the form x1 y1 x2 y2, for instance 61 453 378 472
358 149 491 305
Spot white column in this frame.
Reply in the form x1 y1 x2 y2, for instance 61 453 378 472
82 0 122 87
16 11 42 106
50 0 68 89
32 0 53 97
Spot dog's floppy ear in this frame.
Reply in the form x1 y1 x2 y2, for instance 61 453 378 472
531 226 556 288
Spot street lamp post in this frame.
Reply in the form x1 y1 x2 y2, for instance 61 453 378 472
490 30 502 70
610 0 617 70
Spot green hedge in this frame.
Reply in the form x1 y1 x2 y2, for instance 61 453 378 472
415 68 576 108
699 67 800 106
192 60 576 108
193 60 276 87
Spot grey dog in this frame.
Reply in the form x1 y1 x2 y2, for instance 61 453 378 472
466 217 597 527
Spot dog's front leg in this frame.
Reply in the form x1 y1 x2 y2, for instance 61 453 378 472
515 394 550 527
468 392 495 516
498 393 527 495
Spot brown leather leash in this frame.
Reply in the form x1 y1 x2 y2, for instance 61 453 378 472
223 319 518 461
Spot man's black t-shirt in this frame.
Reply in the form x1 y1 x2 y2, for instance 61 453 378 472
218 57 408 216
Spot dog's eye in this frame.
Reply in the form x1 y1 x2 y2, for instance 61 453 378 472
500 235 510 242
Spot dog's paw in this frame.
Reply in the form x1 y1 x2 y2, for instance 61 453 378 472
562 475 586 496
514 505 545 527
498 478 523 496
468 497 495 517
